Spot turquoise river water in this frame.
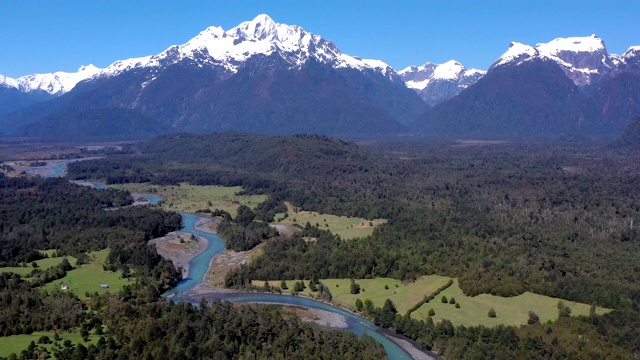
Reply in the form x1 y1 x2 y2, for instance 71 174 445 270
32 164 426 360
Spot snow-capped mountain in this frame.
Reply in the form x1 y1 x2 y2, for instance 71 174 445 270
0 14 398 97
96 14 397 81
413 35 640 139
491 35 640 87
1 65 101 95
398 60 485 105
2 14 426 138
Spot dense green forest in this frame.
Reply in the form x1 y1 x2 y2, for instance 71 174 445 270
0 174 390 359
64 132 640 357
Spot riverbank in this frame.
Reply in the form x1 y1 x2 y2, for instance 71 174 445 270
161 212 435 360
148 231 208 278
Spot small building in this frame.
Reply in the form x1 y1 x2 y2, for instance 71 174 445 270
61 284 68 290
100 284 109 289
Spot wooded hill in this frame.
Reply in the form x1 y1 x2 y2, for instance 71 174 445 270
64 132 640 356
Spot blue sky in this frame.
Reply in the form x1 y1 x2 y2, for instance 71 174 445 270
1 0 638 77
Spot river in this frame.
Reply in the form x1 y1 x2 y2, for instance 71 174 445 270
165 212 430 360
30 162 433 360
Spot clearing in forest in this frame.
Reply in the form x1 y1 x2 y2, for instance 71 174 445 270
255 276 611 327
109 183 266 217
253 276 451 314
411 279 611 327
273 202 386 239
0 331 99 358
0 251 78 276
41 249 131 299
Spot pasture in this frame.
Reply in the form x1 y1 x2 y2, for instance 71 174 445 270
411 279 611 327
110 183 265 217
41 249 131 299
274 202 386 239
0 331 99 358
0 254 77 276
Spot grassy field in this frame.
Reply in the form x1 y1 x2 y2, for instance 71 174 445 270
274 202 386 240
0 331 99 358
412 279 611 327
255 276 611 327
110 183 266 217
253 276 451 314
320 276 452 314
0 255 78 276
41 249 131 299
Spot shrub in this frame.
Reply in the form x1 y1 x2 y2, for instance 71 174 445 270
455 303 460 309
441 295 448 303
428 308 435 316
384 285 389 290
449 297 456 304
350 279 360 294
488 308 497 318
528 310 540 324
558 301 572 317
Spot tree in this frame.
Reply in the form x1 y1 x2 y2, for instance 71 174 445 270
350 279 360 294
309 280 318 292
355 298 364 312
557 301 572 317
455 303 461 309
280 280 288 290
488 308 497 318
364 299 374 314
428 308 435 316
449 297 456 304
235 205 255 227
441 295 448 303
527 311 540 325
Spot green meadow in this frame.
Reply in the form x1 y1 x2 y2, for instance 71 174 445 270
41 249 131 299
0 254 77 276
255 276 611 327
412 279 611 327
0 331 99 358
274 202 386 239
110 183 266 217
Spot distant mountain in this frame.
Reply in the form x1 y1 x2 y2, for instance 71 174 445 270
612 117 640 149
1 14 425 139
0 65 101 95
20 107 164 140
0 85 53 120
398 60 485 106
412 35 640 138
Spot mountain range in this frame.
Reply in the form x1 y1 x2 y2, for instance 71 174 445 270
1 15 639 140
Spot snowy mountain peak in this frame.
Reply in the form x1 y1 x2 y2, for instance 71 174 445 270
624 46 640 58
536 34 605 56
98 14 392 80
492 35 617 86
493 42 539 68
5 15 399 95
233 14 278 40
1 64 102 95
399 60 486 105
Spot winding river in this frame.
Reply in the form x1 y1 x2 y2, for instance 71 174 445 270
164 212 422 360
30 162 430 360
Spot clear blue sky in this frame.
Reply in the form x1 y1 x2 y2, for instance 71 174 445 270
1 0 638 77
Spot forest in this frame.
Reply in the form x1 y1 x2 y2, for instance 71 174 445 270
0 173 388 359
63 132 640 357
